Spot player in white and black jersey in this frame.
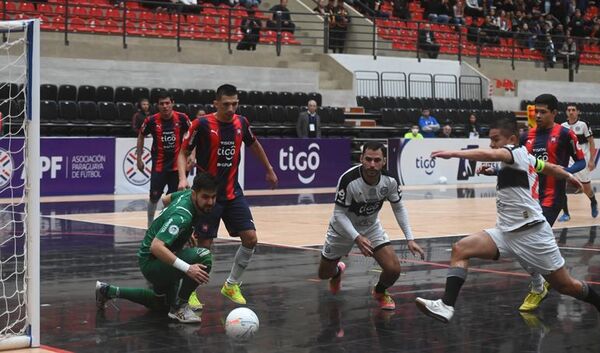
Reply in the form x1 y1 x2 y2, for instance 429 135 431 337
415 119 600 323
559 103 598 221
317 142 425 310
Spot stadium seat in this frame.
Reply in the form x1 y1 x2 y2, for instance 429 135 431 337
133 87 151 103
98 101 119 123
78 85 96 102
307 92 322 107
173 103 189 116
41 84 58 102
187 103 204 119
330 107 345 125
0 83 19 100
150 88 167 104
116 101 136 124
167 88 184 103
269 105 286 125
41 100 60 122
115 86 133 103
204 103 216 114
58 84 77 102
238 104 256 122
263 91 279 106
58 100 79 122
317 106 331 125
237 90 248 104
292 92 308 107
96 85 115 102
279 91 293 106
254 105 271 125
183 89 202 104
78 101 99 123
200 89 216 104
247 90 264 106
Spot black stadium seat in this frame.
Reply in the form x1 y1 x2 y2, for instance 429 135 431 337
115 86 133 103
173 103 189 116
0 83 19 100
168 88 184 103
307 92 322 106
247 90 264 106
58 100 79 122
183 88 202 104
96 85 115 102
41 100 59 122
254 105 271 125
40 84 58 101
116 101 136 124
133 87 150 103
263 91 278 106
77 85 96 102
200 89 215 104
98 101 119 122
187 103 204 119
279 91 293 106
78 101 98 123
292 92 308 107
284 105 299 125
58 84 77 101
150 88 167 103
270 105 286 125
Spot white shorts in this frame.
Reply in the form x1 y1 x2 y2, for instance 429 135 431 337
485 221 565 275
575 165 591 183
321 225 390 260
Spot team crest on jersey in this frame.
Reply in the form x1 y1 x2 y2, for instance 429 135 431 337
0 148 14 190
236 128 242 135
123 146 151 186
168 224 179 235
380 187 388 195
550 136 557 143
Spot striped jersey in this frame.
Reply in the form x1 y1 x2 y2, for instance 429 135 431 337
141 112 191 173
182 113 256 201
331 165 402 235
561 119 593 157
522 124 584 208
495 146 546 232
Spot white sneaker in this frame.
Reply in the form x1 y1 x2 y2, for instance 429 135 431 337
415 298 454 323
168 304 201 323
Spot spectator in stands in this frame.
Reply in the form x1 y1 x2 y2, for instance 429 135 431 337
438 124 455 138
452 0 466 25
237 9 261 51
418 108 440 138
132 98 151 134
314 0 329 15
425 0 451 23
540 25 557 67
267 0 296 33
496 10 512 37
517 22 536 49
550 0 567 25
418 23 441 58
329 0 351 53
393 0 411 19
569 9 588 38
589 23 600 46
195 109 206 121
404 125 424 139
558 36 578 68
296 100 321 138
465 113 481 138
479 16 501 45
551 23 566 49
176 0 202 14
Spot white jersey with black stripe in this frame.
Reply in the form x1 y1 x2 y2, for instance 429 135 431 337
496 145 546 232
330 165 402 235
561 119 592 157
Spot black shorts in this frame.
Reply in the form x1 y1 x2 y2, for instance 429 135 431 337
542 206 561 226
194 196 255 239
149 170 179 202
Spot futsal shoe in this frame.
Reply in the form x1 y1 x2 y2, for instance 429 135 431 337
592 203 598 218
329 262 346 295
415 298 454 323
168 304 201 323
95 281 111 310
372 290 396 310
519 281 551 312
558 213 571 222
221 282 247 305
188 291 203 311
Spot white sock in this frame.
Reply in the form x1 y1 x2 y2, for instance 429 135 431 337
531 273 545 293
226 245 254 284
147 201 158 228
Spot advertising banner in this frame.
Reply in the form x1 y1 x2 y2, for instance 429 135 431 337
388 138 500 185
0 137 115 197
244 138 351 189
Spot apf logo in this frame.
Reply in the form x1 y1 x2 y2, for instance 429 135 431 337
123 147 151 186
0 148 13 189
416 156 436 175
457 144 479 180
279 143 320 184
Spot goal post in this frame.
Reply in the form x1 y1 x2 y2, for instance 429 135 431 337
0 19 40 350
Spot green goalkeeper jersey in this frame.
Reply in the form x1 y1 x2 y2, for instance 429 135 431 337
137 189 196 263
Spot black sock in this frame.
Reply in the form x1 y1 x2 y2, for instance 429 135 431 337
590 195 597 207
563 199 570 216
375 282 388 294
442 267 468 307
581 282 600 312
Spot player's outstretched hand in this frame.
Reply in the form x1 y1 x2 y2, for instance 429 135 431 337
177 179 190 191
354 235 373 257
187 264 210 284
407 240 425 260
430 150 454 159
266 169 278 189
477 165 496 176
136 158 144 172
567 173 583 194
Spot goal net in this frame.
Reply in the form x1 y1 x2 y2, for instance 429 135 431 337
0 19 40 350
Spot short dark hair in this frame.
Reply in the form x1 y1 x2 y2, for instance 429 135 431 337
566 103 578 110
156 92 173 103
490 118 518 139
362 141 387 157
191 172 219 192
216 84 238 100
534 93 558 112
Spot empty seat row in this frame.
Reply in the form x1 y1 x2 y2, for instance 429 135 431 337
520 100 600 113
380 107 515 129
39 84 323 107
357 96 493 113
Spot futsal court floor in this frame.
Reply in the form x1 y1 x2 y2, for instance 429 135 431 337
8 183 600 353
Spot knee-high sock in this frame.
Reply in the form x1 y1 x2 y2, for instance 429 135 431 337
226 245 254 284
531 273 545 293
108 285 166 310
442 267 467 307
147 201 158 228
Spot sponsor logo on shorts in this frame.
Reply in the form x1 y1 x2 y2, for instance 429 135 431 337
123 146 151 186
0 148 13 189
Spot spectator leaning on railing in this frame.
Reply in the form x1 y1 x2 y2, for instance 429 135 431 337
267 0 296 33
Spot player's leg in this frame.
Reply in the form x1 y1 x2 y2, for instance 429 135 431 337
372 243 400 310
95 280 167 311
175 247 213 306
416 230 501 323
318 227 352 294
148 171 167 228
165 170 179 195
220 197 257 304
558 197 571 222
544 267 600 312
579 167 598 218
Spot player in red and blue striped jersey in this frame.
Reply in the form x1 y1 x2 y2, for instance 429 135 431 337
519 93 586 312
177 84 278 305
137 93 192 228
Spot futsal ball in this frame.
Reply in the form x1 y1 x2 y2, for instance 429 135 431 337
225 307 259 341
438 176 448 184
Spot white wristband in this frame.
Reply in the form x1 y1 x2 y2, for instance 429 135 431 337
173 257 191 273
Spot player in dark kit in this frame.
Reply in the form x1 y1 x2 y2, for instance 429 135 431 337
519 93 586 312
137 93 192 228
177 84 278 305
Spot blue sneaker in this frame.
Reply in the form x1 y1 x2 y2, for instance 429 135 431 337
558 214 571 222
592 203 598 218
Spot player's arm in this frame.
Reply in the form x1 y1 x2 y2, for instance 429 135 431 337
161 194 172 207
431 148 513 163
135 130 145 172
177 121 197 190
248 140 278 189
389 200 425 259
588 135 596 171
536 159 583 192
